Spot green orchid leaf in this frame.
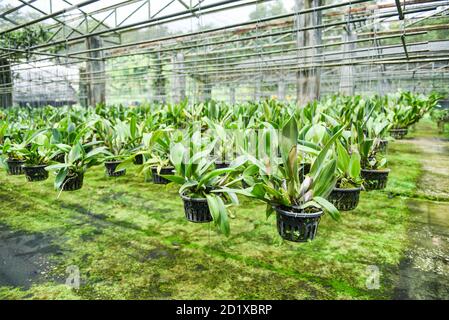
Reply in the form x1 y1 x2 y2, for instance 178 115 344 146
206 194 220 224
198 168 235 189
54 167 69 190
216 196 230 237
314 196 341 221
170 142 185 175
313 159 337 198
310 126 345 177
266 204 275 219
45 163 69 171
349 151 361 179
336 141 350 173
160 174 185 185
280 116 298 159
68 142 83 164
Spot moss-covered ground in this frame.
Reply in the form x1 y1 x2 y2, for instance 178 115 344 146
392 118 449 299
0 119 442 300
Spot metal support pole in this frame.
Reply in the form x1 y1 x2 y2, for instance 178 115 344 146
395 0 405 20
86 36 106 106
230 86 236 104
296 0 322 105
172 52 186 103
340 14 357 95
278 79 286 101
0 0 101 36
0 58 12 108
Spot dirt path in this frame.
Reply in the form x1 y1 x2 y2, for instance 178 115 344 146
394 128 449 299
415 137 449 201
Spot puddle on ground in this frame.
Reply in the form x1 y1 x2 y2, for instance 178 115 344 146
0 224 61 289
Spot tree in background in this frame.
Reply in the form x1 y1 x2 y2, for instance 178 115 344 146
0 3 40 30
249 0 287 20
0 4 56 108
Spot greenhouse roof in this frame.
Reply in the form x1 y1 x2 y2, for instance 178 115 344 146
1 0 448 104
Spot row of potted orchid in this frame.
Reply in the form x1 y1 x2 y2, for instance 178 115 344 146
0 91 441 241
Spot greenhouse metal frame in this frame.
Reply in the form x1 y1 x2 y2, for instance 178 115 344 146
0 0 448 106
1 0 449 303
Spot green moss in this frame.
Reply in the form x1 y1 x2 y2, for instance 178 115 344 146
1 120 440 300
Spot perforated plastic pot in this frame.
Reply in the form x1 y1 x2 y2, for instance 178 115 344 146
23 165 49 182
151 167 173 184
361 169 390 191
6 159 25 175
274 205 323 242
215 161 230 169
181 193 213 223
61 172 84 191
328 187 361 211
104 161 126 177
52 153 65 163
390 128 408 139
134 154 144 165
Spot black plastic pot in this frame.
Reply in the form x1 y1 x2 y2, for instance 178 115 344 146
328 187 361 211
215 161 230 169
53 153 65 163
6 159 25 175
134 154 144 165
151 167 174 184
23 165 49 182
361 169 390 191
181 193 213 223
104 161 126 177
61 172 84 191
274 205 323 242
390 128 408 139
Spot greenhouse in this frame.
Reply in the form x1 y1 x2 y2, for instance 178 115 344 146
0 0 448 302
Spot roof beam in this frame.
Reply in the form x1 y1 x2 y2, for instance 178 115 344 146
16 0 85 36
177 0 200 18
395 0 406 20
0 46 98 62
0 0 38 20
29 0 361 52
61 0 116 34
0 0 100 36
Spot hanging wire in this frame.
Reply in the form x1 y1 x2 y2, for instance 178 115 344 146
368 5 377 96
190 1 195 104
255 1 261 103
3 1 449 107
294 0 301 105
310 0 316 102
400 0 408 93
341 0 353 96
195 0 204 105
